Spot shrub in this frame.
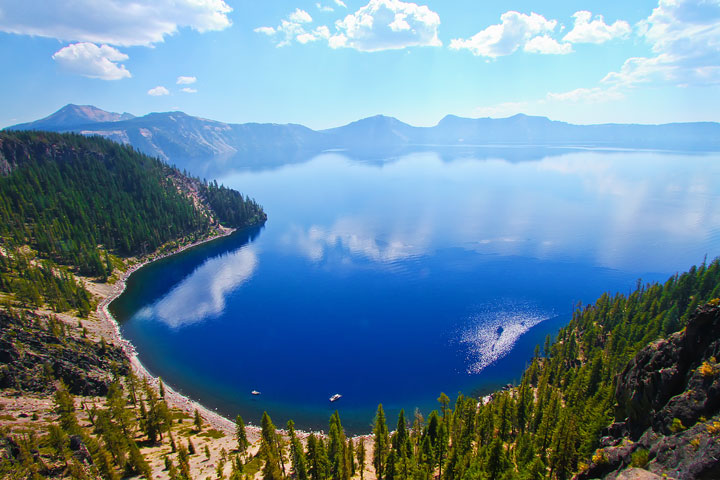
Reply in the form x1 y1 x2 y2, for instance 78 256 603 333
592 450 608 465
670 418 686 433
699 361 716 378
631 449 649 468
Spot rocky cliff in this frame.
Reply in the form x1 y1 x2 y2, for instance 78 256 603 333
578 302 720 479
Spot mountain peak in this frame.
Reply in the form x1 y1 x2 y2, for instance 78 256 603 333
8 104 134 131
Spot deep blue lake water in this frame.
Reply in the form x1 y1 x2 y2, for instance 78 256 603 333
110 147 720 433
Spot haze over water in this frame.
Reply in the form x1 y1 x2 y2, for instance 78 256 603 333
110 147 720 433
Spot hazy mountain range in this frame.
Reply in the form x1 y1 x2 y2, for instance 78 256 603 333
8 104 720 174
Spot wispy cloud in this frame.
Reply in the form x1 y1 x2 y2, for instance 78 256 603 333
0 0 232 47
180 87 197 93
603 0 720 87
1 0 231 80
52 42 131 80
176 76 197 85
547 86 624 103
254 9 321 47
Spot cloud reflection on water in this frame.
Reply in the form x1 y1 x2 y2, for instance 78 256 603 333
251 150 720 272
136 246 258 328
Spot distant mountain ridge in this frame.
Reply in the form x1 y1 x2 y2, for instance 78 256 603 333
7 104 720 175
11 104 135 131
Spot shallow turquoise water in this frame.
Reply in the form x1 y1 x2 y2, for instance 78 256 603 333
110 148 720 433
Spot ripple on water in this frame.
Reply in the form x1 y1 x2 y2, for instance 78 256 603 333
458 301 552 374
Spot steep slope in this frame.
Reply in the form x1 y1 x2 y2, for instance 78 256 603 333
579 302 720 479
0 130 265 277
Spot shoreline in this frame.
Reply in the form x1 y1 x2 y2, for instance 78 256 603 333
93 224 334 442
95 226 260 439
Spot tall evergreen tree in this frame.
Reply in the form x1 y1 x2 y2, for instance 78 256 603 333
373 404 390 479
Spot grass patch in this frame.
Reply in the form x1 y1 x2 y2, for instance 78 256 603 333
198 428 225 439
244 456 262 477
0 414 16 421
171 410 191 420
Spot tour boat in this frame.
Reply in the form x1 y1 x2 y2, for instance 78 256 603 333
329 393 342 402
251 390 261 395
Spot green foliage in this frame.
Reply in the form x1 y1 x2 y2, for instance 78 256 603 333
0 131 265 276
631 449 649 468
670 418 686 433
201 180 266 228
235 414 249 459
0 131 205 271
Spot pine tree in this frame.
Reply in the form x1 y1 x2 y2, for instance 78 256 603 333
373 404 390 479
356 438 366 480
194 408 203 432
260 412 283 480
328 411 348 480
288 420 309 480
236 414 250 460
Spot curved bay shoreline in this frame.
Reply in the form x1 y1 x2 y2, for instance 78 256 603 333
93 225 336 442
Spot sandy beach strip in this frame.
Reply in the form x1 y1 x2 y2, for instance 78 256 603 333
93 226 264 440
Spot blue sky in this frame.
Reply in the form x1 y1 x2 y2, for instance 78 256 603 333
1 0 719 129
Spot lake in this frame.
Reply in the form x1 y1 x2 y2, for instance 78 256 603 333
110 147 720 433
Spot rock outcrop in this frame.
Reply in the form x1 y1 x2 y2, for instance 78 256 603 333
0 310 128 396
578 302 720 479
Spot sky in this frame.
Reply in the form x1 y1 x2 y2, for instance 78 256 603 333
0 0 719 129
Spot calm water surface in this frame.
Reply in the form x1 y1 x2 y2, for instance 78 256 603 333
110 148 720 433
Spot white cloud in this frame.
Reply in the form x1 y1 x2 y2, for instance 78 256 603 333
332 0 442 52
148 86 170 96
289 8 313 24
603 0 720 87
180 87 197 93
335 0 347 7
255 10 317 47
256 0 441 51
51 42 131 80
0 0 232 47
254 26 276 36
563 11 631 44
524 35 572 55
547 86 624 103
316 3 334 12
176 75 197 85
450 11 564 58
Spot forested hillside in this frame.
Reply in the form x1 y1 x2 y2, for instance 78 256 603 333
0 131 265 315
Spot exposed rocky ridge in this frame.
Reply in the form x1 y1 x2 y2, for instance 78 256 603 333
578 302 720 479
0 309 128 396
